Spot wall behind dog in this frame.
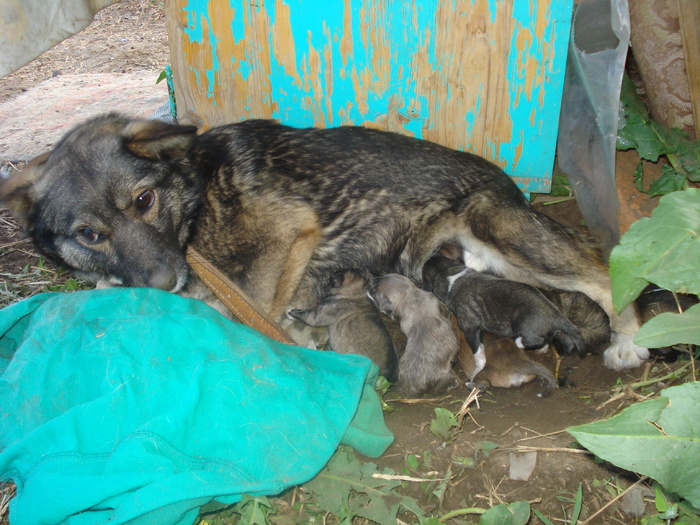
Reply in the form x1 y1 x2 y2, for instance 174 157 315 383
164 0 573 194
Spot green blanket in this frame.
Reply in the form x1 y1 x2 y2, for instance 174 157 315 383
0 289 393 525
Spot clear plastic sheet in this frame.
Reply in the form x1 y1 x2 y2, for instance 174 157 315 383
557 0 630 258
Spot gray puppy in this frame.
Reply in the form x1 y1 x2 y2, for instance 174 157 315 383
422 253 584 371
373 274 460 396
287 272 398 381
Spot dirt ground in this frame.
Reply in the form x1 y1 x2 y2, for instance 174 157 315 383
0 2 685 524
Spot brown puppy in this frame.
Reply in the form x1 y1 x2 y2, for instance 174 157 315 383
287 272 398 381
373 274 459 396
0 115 647 370
458 331 557 397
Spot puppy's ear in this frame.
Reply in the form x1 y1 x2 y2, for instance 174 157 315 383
122 120 198 160
439 243 463 260
0 152 49 227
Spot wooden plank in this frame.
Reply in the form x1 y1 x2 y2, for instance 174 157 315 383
165 0 573 193
677 0 700 139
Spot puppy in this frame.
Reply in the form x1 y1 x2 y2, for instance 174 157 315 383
373 274 460 396
287 272 398 381
458 332 557 397
422 253 585 370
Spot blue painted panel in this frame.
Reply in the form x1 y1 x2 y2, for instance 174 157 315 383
173 0 574 192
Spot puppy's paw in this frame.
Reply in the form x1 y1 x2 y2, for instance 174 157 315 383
603 333 650 370
465 378 491 391
533 344 550 355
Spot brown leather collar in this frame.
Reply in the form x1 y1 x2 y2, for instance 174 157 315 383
186 246 295 345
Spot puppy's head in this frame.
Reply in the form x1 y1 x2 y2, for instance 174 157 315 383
372 274 415 317
421 251 465 295
0 114 202 291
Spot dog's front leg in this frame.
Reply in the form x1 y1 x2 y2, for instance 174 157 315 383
581 283 649 370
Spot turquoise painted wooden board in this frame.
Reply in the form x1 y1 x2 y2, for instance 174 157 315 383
166 0 574 192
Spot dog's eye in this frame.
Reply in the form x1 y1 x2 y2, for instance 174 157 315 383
78 226 105 244
135 189 156 210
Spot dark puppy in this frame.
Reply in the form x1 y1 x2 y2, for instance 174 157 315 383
422 253 585 365
373 274 460 396
287 272 398 380
0 114 646 369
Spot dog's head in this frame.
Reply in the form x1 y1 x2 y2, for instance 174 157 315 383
0 113 203 291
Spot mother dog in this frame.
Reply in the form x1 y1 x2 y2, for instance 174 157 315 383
0 114 647 370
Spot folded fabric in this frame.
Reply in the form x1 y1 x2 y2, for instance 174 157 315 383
0 289 393 525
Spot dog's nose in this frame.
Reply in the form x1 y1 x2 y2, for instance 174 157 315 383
148 268 178 291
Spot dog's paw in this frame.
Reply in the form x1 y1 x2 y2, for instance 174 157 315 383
603 333 650 370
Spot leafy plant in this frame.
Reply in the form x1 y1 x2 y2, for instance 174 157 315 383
617 74 700 196
609 188 700 315
478 501 530 525
302 447 429 524
429 407 460 441
568 382 700 508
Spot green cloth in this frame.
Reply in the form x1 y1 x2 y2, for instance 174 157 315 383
0 289 393 525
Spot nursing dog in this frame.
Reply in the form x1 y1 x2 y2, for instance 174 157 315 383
0 114 647 370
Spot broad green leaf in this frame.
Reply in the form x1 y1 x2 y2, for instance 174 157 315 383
430 407 458 440
647 165 687 197
478 501 530 525
609 188 700 313
635 302 700 347
617 76 667 161
568 382 700 507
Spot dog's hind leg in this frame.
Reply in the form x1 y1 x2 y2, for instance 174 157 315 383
457 196 648 369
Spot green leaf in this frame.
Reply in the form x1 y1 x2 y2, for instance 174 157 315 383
430 407 459 441
233 495 276 525
647 165 687 197
303 448 427 524
532 509 556 525
570 483 584 524
478 501 530 525
156 70 167 84
634 161 644 192
617 76 667 162
635 302 700 347
609 188 700 313
568 382 700 507
549 175 572 197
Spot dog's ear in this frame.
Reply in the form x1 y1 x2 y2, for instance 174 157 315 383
122 120 198 160
0 152 49 227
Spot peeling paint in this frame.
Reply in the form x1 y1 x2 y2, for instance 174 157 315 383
166 0 573 192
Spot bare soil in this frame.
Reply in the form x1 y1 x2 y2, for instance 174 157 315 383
0 3 683 524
